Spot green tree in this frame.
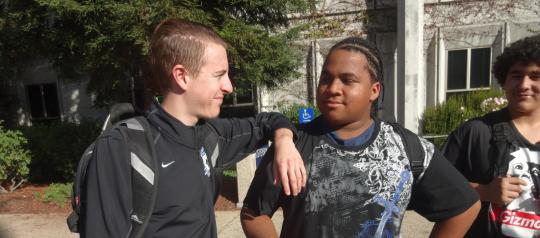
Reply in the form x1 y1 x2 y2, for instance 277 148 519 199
0 0 313 108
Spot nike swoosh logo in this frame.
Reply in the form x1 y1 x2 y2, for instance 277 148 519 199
161 161 175 168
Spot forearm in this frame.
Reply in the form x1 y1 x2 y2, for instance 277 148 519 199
273 128 294 144
241 208 278 238
429 200 481 238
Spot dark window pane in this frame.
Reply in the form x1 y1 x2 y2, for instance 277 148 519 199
470 48 491 88
27 85 44 118
43 83 60 117
237 88 253 104
447 50 467 90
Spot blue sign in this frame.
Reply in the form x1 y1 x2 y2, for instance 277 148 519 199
298 107 314 124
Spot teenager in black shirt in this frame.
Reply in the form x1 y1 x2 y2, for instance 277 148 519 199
444 34 540 238
82 18 307 238
241 37 480 238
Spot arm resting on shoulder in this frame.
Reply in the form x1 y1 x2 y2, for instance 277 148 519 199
429 200 481 238
241 208 278 238
273 128 306 196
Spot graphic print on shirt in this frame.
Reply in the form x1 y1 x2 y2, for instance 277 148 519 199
490 146 540 238
199 147 211 177
304 123 418 238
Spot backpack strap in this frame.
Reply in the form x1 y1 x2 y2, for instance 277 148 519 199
67 143 95 233
388 122 425 182
117 116 159 238
484 109 515 177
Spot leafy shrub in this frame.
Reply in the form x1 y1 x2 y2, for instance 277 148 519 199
19 120 100 183
35 182 72 207
276 102 320 125
0 120 31 193
422 89 505 148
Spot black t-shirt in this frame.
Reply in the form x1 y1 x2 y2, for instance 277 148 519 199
244 116 478 238
443 108 540 238
83 101 294 238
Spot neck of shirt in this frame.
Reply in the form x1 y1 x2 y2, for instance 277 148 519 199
327 120 376 147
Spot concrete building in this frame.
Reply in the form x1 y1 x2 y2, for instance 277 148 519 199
258 0 540 133
5 0 539 132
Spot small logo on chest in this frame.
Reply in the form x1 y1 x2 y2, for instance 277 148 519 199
161 161 175 168
199 147 211 177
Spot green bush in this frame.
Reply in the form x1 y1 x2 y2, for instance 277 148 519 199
276 102 320 125
422 89 506 148
0 120 32 193
19 120 100 183
35 182 72 207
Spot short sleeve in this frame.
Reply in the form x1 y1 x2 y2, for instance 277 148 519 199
408 148 479 222
442 120 493 183
242 146 282 216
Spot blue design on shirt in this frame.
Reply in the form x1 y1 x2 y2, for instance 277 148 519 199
356 170 411 238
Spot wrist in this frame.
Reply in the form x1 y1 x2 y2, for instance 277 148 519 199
274 128 294 143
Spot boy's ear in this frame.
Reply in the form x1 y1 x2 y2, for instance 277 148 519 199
172 64 190 90
369 81 381 102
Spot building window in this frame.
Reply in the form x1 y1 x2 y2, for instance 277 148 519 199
220 81 255 118
26 83 60 121
446 47 491 98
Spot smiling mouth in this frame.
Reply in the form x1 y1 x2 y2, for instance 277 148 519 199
324 101 343 108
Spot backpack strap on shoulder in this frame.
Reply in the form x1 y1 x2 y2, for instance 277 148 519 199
67 142 95 233
484 109 515 177
117 116 159 238
388 122 425 182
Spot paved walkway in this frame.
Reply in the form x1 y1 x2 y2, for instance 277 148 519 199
0 210 432 238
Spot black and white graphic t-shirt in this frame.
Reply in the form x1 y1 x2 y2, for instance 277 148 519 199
495 144 540 238
444 108 540 238
245 116 478 238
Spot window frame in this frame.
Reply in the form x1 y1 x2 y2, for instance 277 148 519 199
25 83 61 121
445 47 492 95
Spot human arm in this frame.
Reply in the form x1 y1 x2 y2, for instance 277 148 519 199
208 113 305 195
470 177 526 206
240 148 285 237
82 131 132 238
272 128 306 196
409 141 480 237
241 208 279 238
429 200 481 238
442 124 527 206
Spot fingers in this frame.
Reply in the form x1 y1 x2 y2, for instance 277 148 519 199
300 160 307 188
287 161 299 196
506 176 528 186
272 162 280 186
279 163 292 196
294 161 302 195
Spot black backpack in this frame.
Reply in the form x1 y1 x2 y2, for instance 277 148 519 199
67 103 222 238
388 122 426 183
483 108 516 177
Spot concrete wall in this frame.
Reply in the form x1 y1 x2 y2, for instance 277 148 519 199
14 60 104 125
260 0 540 132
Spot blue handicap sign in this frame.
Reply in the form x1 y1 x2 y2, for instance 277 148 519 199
298 107 314 124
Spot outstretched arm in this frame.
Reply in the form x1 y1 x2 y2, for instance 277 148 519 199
208 113 306 195
241 208 279 238
429 200 480 238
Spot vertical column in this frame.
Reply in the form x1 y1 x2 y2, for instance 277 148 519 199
397 0 425 133
236 153 257 208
